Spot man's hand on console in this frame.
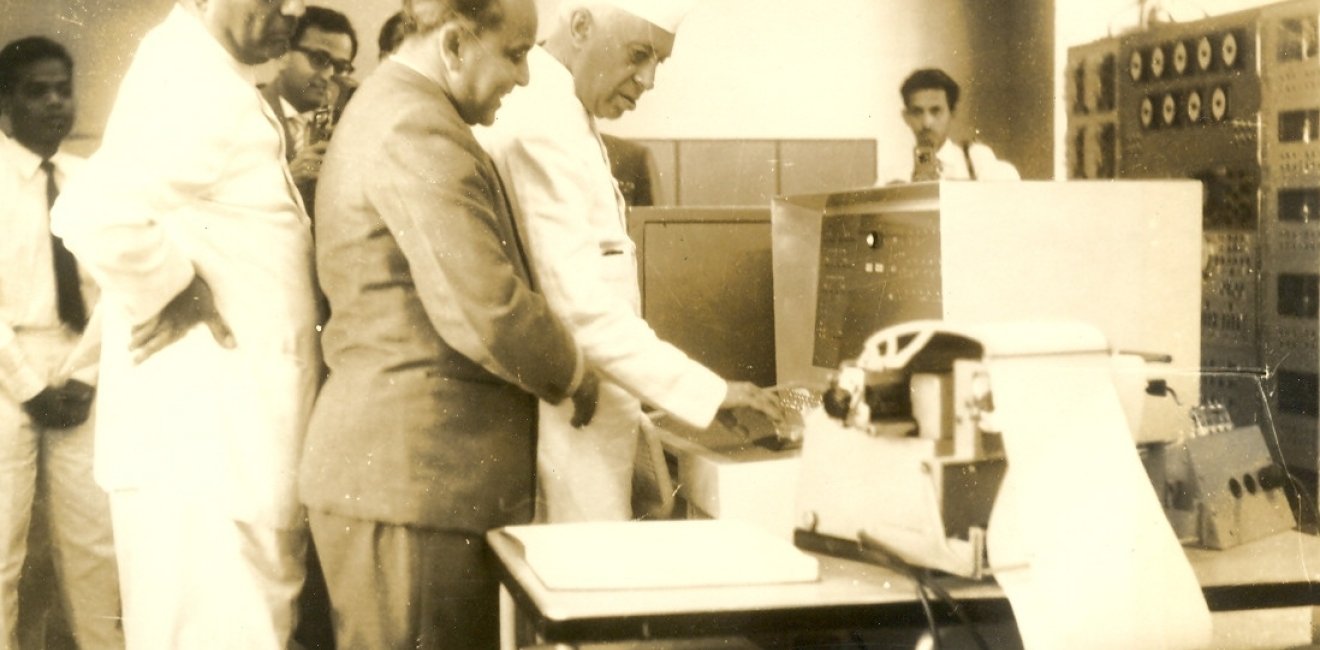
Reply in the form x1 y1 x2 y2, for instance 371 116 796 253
716 381 787 438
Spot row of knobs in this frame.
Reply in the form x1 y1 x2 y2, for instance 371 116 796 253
1140 86 1230 128
1130 32 1240 82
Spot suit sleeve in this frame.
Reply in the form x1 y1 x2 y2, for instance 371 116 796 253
366 127 581 405
495 132 727 429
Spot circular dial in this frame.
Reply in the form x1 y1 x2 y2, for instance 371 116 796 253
1130 50 1145 81
1197 36 1213 70
1173 42 1188 74
1140 96 1155 128
1151 46 1166 78
1186 89 1202 122
1210 86 1228 121
1162 94 1177 125
1221 32 1239 67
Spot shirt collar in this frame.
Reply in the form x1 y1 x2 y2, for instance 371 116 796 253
278 95 306 123
530 46 592 123
0 132 67 181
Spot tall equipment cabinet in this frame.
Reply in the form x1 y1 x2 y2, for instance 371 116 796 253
1066 0 1320 472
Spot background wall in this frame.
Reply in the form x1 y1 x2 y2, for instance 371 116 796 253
0 0 1284 180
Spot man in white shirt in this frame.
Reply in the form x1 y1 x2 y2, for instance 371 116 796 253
0 36 123 650
900 67 1019 182
478 0 785 523
50 1 319 648
261 5 357 217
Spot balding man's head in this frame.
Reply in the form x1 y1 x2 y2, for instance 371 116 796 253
544 1 693 119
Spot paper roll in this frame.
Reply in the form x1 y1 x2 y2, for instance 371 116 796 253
986 352 1211 650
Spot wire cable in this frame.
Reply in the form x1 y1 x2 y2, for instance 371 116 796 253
855 531 993 650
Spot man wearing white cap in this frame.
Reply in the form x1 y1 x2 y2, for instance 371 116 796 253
478 0 784 523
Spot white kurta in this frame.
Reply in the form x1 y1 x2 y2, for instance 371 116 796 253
51 4 318 532
478 47 727 522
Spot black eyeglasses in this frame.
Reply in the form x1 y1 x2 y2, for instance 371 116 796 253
295 46 354 76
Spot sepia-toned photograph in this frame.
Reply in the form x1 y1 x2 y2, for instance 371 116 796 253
1 0 1318 648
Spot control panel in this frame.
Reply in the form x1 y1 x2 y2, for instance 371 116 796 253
813 210 941 368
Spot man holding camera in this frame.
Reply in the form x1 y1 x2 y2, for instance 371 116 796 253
262 5 358 217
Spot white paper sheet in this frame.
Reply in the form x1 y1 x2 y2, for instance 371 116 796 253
986 352 1212 650
504 519 820 591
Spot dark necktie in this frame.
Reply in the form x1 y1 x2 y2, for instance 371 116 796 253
41 159 87 332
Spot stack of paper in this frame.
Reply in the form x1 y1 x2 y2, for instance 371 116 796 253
503 519 820 590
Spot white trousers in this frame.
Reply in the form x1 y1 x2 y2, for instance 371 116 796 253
108 490 306 650
0 329 122 650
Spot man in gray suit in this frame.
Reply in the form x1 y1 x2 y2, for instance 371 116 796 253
298 0 597 647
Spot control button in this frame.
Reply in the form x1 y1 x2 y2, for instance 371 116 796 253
1186 89 1202 122
1130 50 1144 81
1258 465 1286 491
1162 93 1177 126
1151 46 1166 78
1222 32 1239 67
1141 96 1155 128
1197 36 1213 70
1210 86 1228 121
1173 41 1188 74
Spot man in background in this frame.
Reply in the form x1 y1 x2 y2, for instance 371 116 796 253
0 35 122 650
376 11 406 60
50 0 320 647
300 0 598 646
262 5 358 216
478 0 785 524
900 67 1019 182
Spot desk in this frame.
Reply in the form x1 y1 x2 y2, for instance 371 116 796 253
489 529 1320 649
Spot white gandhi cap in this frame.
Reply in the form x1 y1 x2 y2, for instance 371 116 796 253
594 0 697 34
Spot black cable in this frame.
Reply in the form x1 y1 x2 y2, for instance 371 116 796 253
855 531 993 650
916 573 993 650
915 579 941 650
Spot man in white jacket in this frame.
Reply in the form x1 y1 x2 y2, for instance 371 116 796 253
478 0 783 523
51 0 317 647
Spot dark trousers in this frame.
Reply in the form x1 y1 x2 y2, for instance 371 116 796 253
308 509 498 650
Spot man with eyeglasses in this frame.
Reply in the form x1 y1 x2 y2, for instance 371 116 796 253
263 5 358 216
477 0 785 524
